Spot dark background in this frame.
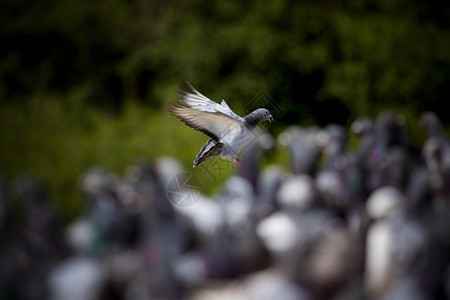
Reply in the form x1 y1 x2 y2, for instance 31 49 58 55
1 0 450 219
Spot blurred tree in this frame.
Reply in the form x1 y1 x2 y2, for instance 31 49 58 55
1 0 449 120
1 0 450 220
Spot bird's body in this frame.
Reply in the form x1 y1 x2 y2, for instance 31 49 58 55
169 83 272 167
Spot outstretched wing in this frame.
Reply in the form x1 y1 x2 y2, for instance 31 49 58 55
220 99 241 120
168 104 244 142
179 82 242 121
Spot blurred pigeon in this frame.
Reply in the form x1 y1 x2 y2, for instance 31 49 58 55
13 176 69 259
366 186 405 220
421 112 450 194
127 160 175 218
343 117 374 212
304 226 362 299
367 112 419 192
322 124 348 170
316 124 350 213
420 111 447 139
173 195 222 240
387 208 449 300
257 208 339 282
216 269 312 300
316 170 347 211
369 146 415 191
214 176 269 275
381 112 419 155
169 82 273 167
365 186 405 298
351 117 375 151
157 158 222 239
350 117 375 178
255 164 284 218
277 175 317 212
405 166 434 216
6 176 70 300
256 212 299 257
48 257 104 300
188 268 311 300
278 126 324 176
71 167 130 255
154 156 184 188
218 176 255 229
237 133 275 193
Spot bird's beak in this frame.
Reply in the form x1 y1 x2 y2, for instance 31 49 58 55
268 114 273 122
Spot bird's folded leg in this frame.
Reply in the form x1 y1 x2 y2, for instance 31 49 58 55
232 159 241 168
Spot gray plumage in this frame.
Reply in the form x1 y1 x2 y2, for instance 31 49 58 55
169 82 273 167
279 126 324 176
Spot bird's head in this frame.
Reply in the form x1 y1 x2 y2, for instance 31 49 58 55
244 108 273 128
258 108 273 123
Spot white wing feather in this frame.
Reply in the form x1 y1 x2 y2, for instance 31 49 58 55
179 82 243 121
168 105 244 142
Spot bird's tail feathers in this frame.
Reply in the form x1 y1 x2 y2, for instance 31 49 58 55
193 140 224 167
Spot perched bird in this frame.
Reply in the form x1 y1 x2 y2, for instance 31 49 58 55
367 112 420 192
321 124 348 170
168 82 273 167
237 133 275 193
420 112 450 193
365 186 405 298
420 111 447 139
278 126 324 176
48 257 105 300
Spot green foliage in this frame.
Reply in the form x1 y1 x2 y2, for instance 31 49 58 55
1 0 450 220
0 91 233 220
2 0 449 119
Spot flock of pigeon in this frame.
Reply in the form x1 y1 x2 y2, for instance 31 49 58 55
1 110 450 300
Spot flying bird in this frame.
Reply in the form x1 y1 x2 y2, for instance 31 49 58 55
169 82 273 167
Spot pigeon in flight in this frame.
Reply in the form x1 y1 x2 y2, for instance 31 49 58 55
169 82 273 167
